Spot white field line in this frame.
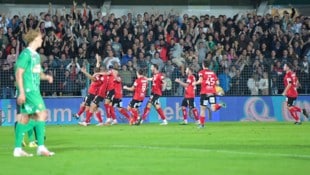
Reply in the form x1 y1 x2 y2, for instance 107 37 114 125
110 144 310 159
1 144 309 159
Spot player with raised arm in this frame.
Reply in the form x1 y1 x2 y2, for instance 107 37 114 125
282 63 309 124
78 60 108 126
175 67 199 125
103 66 118 125
73 54 103 121
109 70 131 124
77 67 105 126
137 64 168 125
123 69 148 125
195 60 225 128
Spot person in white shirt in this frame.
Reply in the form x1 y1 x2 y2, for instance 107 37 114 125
248 73 260 95
44 14 55 30
103 50 121 69
259 72 269 95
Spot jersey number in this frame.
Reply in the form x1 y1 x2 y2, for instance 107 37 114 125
206 77 215 86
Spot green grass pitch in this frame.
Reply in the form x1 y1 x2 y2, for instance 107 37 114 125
0 122 309 175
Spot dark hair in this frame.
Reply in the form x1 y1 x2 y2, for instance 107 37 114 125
94 67 100 73
108 65 114 69
285 62 293 70
187 66 194 73
137 69 144 75
152 64 159 70
203 60 210 68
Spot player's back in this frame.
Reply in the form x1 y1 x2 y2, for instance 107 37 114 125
133 77 148 101
284 71 298 97
107 71 116 91
88 74 103 95
199 69 218 94
151 73 164 96
185 74 196 98
114 76 123 99
97 75 109 97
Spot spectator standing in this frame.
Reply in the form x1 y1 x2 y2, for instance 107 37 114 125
103 50 121 69
218 68 231 94
247 73 260 95
150 52 164 71
121 48 133 66
259 72 269 95
0 62 15 98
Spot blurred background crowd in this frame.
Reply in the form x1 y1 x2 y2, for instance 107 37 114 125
0 2 309 98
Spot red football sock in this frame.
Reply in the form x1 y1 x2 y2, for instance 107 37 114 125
182 107 187 120
192 108 199 121
156 108 166 120
95 111 103 123
292 112 299 122
142 106 151 120
85 111 93 123
133 110 139 122
129 108 134 117
289 108 299 121
213 104 222 111
110 107 116 120
119 108 130 120
292 106 301 112
77 106 86 116
130 108 139 122
104 104 111 118
199 116 205 126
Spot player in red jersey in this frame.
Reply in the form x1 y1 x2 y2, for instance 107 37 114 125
72 67 102 119
195 60 225 128
86 65 118 125
175 67 199 125
137 64 168 125
103 67 119 125
109 70 131 125
72 55 104 126
282 63 309 124
78 55 108 126
79 70 108 126
123 69 148 125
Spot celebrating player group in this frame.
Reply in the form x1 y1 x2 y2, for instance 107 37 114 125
73 58 226 128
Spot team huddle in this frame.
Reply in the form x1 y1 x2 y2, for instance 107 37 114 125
73 57 226 128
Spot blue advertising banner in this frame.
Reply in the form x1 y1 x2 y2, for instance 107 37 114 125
0 96 309 126
218 96 310 122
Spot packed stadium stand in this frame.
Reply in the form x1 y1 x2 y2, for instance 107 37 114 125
0 1 309 98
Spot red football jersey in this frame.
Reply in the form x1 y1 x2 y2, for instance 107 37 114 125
284 71 298 98
88 74 103 95
185 74 196 98
97 75 109 98
106 70 115 91
133 77 148 101
151 72 164 96
114 76 123 99
198 69 218 94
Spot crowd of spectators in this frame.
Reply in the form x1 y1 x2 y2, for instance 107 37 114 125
0 2 309 98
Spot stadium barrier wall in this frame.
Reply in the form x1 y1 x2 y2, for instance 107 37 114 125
0 96 309 126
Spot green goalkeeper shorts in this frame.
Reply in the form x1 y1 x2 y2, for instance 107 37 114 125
20 91 46 114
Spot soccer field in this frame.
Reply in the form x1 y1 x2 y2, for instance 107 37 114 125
0 122 309 175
